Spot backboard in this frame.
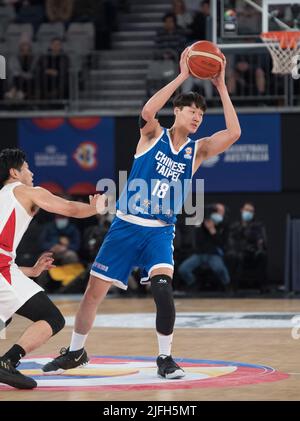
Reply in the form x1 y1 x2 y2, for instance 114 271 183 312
216 0 300 44
262 0 300 32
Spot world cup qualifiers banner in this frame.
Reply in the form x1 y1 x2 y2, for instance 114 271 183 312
18 117 115 194
192 113 281 192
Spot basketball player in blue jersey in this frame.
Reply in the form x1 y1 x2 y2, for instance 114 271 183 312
43 48 241 379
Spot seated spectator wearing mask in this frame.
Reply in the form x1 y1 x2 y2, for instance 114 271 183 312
36 214 82 292
226 202 267 291
39 214 81 265
178 203 231 290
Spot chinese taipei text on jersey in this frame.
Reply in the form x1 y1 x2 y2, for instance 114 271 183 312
91 128 198 288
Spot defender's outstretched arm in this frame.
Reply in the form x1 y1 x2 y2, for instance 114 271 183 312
17 185 100 218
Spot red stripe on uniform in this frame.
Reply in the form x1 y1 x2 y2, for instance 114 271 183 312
0 254 12 284
0 209 16 252
0 209 15 284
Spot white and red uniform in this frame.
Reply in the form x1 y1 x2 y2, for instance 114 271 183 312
0 182 43 322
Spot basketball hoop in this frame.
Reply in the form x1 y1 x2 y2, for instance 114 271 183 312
260 31 300 74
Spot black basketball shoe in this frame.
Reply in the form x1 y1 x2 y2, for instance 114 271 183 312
156 355 185 379
0 357 37 389
42 347 89 375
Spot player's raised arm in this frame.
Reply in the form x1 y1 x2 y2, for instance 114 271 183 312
197 58 241 160
22 186 100 218
140 47 190 138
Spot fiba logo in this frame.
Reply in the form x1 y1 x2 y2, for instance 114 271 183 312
292 55 300 80
0 55 6 79
73 141 98 170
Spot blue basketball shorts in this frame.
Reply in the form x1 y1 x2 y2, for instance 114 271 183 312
90 216 175 290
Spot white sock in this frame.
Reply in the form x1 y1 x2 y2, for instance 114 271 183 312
156 332 173 356
69 332 88 352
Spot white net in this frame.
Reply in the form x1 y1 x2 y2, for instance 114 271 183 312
261 32 300 75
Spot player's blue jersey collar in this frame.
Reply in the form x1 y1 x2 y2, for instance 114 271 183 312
166 128 191 155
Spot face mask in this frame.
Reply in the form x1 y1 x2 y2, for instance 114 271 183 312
242 210 254 222
210 212 223 225
55 218 68 229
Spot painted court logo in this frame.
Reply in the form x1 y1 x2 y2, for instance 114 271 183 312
0 356 288 391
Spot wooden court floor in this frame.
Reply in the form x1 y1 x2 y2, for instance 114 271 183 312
0 297 300 401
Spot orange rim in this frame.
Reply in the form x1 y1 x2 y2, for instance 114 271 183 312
261 31 300 49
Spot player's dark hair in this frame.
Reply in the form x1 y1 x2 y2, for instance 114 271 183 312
0 148 26 186
173 92 207 112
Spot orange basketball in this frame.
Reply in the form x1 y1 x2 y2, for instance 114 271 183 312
187 41 224 79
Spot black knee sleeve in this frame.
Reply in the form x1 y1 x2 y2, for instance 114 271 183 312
150 275 175 335
16 291 65 336
45 309 65 336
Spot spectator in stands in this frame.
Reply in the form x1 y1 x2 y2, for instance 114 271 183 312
189 0 210 41
81 213 111 264
184 0 201 15
72 0 117 49
226 202 268 291
155 12 186 56
171 0 193 35
37 214 82 292
46 0 73 26
14 0 45 33
178 203 231 290
5 40 37 100
37 38 69 101
227 54 266 98
39 214 81 264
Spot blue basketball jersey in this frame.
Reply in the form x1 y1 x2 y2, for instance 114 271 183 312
117 127 197 225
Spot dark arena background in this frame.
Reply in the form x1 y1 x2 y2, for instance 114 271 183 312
0 0 300 405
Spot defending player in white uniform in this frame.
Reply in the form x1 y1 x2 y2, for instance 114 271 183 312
0 148 99 389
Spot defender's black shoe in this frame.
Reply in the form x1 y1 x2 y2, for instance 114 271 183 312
0 357 37 389
42 347 89 375
156 355 185 379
